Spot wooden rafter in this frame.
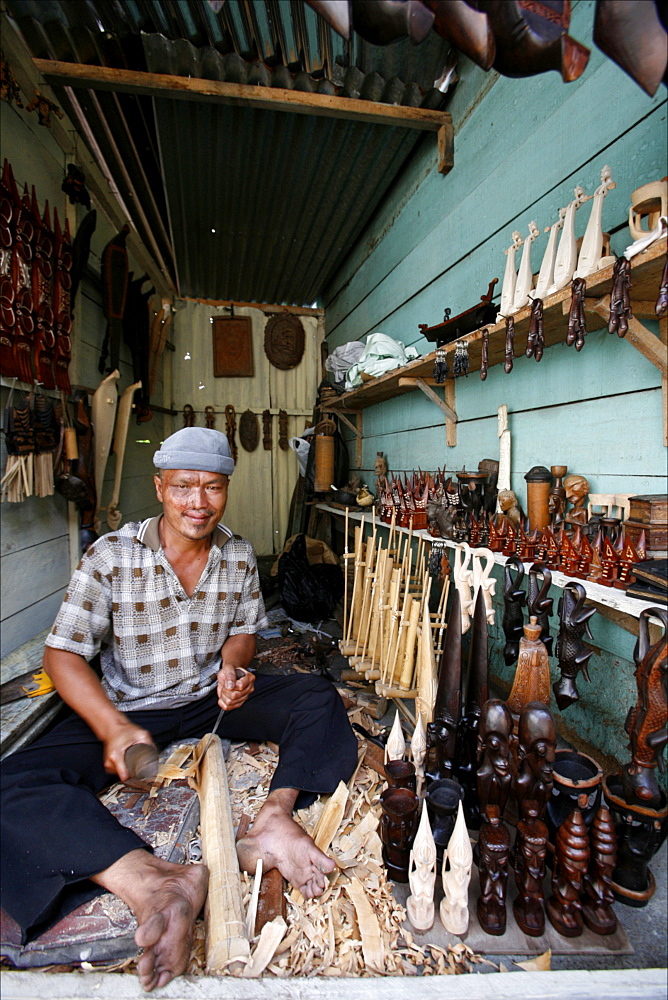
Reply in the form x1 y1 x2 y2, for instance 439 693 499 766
33 59 452 134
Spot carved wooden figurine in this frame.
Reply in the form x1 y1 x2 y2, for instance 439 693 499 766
549 186 587 295
502 556 526 666
564 473 590 527
575 165 615 279
504 315 515 372
440 800 473 936
513 221 540 312
513 800 548 937
477 699 513 820
527 563 554 655
453 543 474 633
459 587 489 825
514 702 557 822
622 607 668 808
553 582 596 711
411 713 427 796
380 787 419 883
546 808 590 937
498 231 523 319
535 207 566 299
386 709 406 763
477 804 511 935
582 805 618 935
406 800 437 933
506 620 552 723
425 589 462 783
472 547 496 625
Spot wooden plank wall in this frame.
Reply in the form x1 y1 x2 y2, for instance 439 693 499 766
170 302 322 556
0 98 167 658
322 0 667 764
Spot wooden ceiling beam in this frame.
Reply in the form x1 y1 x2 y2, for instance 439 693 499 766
33 58 451 133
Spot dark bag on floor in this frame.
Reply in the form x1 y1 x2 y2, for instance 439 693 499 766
277 533 343 622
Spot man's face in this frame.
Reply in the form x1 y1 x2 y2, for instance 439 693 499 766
155 469 229 543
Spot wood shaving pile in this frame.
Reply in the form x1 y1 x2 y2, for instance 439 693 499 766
38 706 488 979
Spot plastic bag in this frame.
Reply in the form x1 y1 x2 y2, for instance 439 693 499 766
277 533 344 622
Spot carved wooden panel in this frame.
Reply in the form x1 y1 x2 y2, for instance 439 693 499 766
212 316 253 377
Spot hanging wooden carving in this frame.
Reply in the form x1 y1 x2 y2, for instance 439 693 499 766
52 208 73 392
264 313 305 370
239 409 259 452
262 409 272 450
212 316 253 377
31 193 56 389
225 404 238 462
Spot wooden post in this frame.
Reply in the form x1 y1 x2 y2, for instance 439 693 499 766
195 733 250 975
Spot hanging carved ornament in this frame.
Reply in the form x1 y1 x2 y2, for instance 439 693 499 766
278 409 289 451
204 405 216 429
1 53 23 109
264 313 305 370
183 403 195 427
262 409 272 450
25 91 64 129
225 403 238 462
239 409 259 452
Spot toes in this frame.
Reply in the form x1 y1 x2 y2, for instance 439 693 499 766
135 912 165 949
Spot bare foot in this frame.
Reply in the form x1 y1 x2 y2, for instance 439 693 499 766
92 850 208 992
237 791 335 898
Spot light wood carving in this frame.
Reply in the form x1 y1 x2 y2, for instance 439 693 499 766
195 732 250 975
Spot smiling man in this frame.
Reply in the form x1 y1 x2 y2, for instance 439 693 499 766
0 427 357 991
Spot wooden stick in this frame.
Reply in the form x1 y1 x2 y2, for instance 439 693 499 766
342 506 349 639
381 566 402 685
195 733 250 975
291 780 348 904
246 859 262 939
341 521 364 652
398 593 421 691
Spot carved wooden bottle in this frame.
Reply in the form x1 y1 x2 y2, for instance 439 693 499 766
506 618 551 722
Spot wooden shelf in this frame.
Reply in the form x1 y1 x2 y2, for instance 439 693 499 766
317 503 664 626
324 237 667 413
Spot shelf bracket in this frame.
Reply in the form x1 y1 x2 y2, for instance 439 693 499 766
438 122 454 176
588 294 667 446
398 376 457 446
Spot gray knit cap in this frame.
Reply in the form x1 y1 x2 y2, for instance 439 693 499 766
153 427 234 475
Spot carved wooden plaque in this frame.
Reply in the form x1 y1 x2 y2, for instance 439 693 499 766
212 316 253 377
264 314 305 370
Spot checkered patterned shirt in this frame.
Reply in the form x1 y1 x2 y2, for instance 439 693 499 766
45 516 268 710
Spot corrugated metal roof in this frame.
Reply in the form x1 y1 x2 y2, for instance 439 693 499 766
5 1 456 305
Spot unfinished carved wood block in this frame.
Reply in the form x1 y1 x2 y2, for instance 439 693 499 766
195 732 250 975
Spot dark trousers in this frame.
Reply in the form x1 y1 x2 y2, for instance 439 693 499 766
1 673 358 944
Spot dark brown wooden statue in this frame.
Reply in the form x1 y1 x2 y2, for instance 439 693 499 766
477 699 513 819
553 581 596 711
527 564 554 655
546 808 590 937
426 589 462 783
502 556 526 666
515 701 556 822
379 786 419 883
622 607 668 808
459 587 489 825
513 800 548 937
582 805 618 935
477 804 511 936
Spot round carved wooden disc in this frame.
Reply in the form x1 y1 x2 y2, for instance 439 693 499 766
264 314 305 370
239 409 259 452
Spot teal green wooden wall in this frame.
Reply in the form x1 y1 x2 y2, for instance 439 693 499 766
323 0 667 766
